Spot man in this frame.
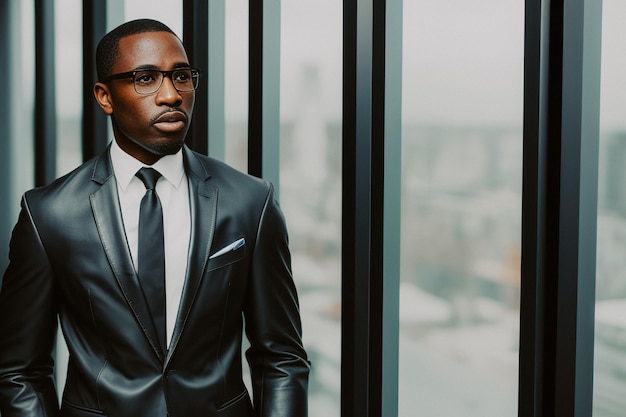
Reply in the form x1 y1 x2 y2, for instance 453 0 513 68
0 19 309 417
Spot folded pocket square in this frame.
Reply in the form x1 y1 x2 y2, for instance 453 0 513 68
209 238 245 259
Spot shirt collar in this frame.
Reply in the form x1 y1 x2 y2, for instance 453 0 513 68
110 139 186 191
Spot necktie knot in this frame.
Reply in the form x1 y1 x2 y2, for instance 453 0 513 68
136 167 162 190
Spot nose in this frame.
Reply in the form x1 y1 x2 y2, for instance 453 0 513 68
155 75 183 106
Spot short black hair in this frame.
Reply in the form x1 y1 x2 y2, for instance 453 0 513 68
96 19 179 82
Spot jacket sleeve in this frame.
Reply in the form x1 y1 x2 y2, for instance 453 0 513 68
0 196 60 417
243 184 310 417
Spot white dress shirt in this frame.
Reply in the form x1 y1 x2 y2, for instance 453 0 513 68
110 140 191 348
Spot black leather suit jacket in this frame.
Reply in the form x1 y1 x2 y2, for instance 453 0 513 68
0 145 309 417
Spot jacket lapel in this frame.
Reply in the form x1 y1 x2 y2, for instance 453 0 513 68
166 147 217 364
90 148 165 361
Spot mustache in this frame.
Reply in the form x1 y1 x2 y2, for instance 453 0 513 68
149 108 189 125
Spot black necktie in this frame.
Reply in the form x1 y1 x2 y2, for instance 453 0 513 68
135 167 167 353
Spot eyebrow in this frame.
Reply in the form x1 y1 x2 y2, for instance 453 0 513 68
132 63 192 71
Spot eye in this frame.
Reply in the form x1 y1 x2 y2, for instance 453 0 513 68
134 71 159 85
173 70 192 83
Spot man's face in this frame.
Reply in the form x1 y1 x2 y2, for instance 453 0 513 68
96 31 195 164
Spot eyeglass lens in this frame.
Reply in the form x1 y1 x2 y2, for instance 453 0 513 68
133 69 198 94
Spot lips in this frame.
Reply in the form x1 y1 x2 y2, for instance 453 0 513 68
152 111 188 133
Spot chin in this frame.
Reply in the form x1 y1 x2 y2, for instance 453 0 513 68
152 139 185 156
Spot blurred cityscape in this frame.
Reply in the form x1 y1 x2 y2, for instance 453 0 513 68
595 132 626 417
271 80 626 415
278 111 522 416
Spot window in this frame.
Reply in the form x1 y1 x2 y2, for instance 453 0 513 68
399 1 523 415
280 1 343 416
0 2 609 416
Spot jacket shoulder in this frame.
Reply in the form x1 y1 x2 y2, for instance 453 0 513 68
23 153 103 208
185 149 272 195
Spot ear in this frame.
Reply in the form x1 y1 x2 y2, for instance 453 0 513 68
93 82 114 115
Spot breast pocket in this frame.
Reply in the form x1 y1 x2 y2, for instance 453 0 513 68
207 238 246 271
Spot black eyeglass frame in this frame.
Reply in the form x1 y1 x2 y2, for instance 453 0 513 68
100 67 201 95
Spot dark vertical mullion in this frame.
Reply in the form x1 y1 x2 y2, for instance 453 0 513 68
248 0 280 188
370 0 386 415
342 0 373 416
541 2 566 413
342 0 400 416
83 0 109 162
34 0 56 185
558 0 601 414
341 0 359 414
183 0 209 155
519 0 602 416
519 0 542 414
248 0 263 177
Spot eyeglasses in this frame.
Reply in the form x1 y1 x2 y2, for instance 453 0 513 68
101 68 200 95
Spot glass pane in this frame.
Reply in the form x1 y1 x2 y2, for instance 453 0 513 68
399 1 523 415
55 0 82 177
224 0 248 171
279 1 342 416
1 0 36 272
124 0 183 35
12 1 36 198
594 1 626 416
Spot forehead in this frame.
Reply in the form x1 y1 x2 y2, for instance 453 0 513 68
114 31 189 71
